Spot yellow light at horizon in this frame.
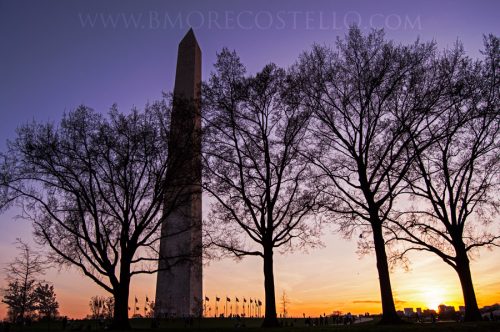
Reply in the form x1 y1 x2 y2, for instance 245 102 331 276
422 287 445 311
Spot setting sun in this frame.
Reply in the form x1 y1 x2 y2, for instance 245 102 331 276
423 287 445 311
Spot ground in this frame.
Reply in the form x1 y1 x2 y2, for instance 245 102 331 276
2 318 500 332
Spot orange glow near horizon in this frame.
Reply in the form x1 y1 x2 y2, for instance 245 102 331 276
1 232 498 320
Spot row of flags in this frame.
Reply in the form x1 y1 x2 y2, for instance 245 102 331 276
204 296 262 306
126 295 263 317
128 296 151 314
126 295 263 309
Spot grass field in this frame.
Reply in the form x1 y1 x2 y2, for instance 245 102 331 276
3 318 500 332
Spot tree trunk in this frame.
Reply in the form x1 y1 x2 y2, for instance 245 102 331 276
261 243 279 328
455 245 482 321
371 220 401 324
110 265 131 330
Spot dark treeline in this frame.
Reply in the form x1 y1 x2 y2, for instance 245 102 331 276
1 27 498 329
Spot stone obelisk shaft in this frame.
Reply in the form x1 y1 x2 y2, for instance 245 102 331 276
155 29 202 318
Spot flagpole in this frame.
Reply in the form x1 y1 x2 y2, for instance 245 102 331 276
215 296 219 318
204 295 209 318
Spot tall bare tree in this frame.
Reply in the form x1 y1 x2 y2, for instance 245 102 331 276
0 102 188 329
388 36 500 321
202 49 320 327
293 27 446 323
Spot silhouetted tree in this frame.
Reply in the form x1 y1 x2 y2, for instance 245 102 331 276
388 36 500 322
293 27 445 323
89 295 114 320
202 49 320 327
3 280 37 323
145 300 155 318
34 283 59 320
0 102 188 329
1 240 47 323
280 291 290 319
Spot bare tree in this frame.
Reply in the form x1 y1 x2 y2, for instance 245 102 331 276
2 239 47 323
388 36 500 321
280 290 290 319
0 101 188 329
202 49 320 327
293 27 445 323
89 295 114 320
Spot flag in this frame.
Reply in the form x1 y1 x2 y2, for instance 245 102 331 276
236 297 239 302
216 297 220 302
205 296 210 301
226 297 231 302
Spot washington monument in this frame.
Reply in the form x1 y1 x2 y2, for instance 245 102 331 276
155 29 202 317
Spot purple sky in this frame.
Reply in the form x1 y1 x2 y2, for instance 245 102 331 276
1 0 499 151
0 0 499 319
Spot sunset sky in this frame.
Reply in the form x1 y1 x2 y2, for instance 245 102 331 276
0 0 499 320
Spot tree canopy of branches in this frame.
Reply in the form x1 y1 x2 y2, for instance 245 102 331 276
388 35 500 321
1 239 48 323
0 102 179 329
202 49 320 327
293 27 447 323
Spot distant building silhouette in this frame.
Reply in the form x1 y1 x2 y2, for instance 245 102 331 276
403 308 414 317
438 304 456 314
